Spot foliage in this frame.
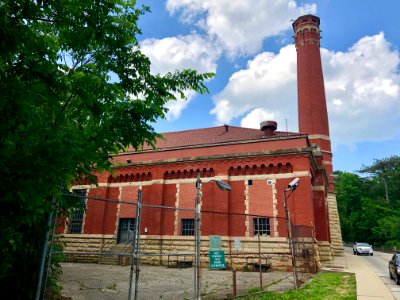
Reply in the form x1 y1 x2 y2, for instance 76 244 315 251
335 155 400 247
45 240 65 299
243 272 356 300
359 155 400 203
0 0 213 298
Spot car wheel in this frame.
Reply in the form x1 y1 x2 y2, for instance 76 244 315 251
370 253 373 256
390 271 394 279
396 274 400 285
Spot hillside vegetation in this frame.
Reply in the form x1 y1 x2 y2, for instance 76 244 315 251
335 156 400 248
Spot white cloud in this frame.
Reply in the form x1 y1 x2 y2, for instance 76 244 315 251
211 45 298 131
210 32 400 146
140 34 220 74
140 34 220 119
240 108 281 129
323 32 400 146
164 90 197 121
166 0 316 56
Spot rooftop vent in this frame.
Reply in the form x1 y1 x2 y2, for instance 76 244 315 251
260 121 277 137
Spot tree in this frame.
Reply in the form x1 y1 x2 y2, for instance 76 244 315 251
336 157 400 248
0 1 213 297
335 171 364 242
359 156 400 202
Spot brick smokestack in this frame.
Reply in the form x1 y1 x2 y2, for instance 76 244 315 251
293 15 344 252
293 15 329 137
293 15 334 190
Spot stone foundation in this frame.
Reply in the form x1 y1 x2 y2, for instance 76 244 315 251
327 192 344 255
58 234 327 272
317 240 334 262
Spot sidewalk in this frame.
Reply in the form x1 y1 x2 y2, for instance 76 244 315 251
322 252 394 299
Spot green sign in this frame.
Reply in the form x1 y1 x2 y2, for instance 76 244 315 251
209 250 226 269
209 235 222 249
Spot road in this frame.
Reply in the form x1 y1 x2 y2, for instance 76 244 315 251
345 247 400 299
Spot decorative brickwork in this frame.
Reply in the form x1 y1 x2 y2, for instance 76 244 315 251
293 15 343 254
61 14 344 264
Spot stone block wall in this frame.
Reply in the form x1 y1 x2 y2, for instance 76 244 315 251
58 234 321 272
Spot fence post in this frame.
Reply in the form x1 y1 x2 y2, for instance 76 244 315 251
35 196 57 300
257 216 263 290
128 189 142 300
284 188 298 289
287 209 297 288
232 269 237 297
194 171 202 300
42 201 60 298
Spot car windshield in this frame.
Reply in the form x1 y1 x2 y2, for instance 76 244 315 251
357 243 370 247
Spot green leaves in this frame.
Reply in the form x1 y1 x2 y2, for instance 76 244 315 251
0 0 214 296
335 157 400 247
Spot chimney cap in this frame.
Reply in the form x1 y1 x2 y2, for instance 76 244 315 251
260 120 277 136
292 14 320 29
260 120 277 131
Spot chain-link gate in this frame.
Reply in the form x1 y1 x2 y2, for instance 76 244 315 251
291 224 318 286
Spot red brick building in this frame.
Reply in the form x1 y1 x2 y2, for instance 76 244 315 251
63 15 343 257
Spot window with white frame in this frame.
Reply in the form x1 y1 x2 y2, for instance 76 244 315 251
253 217 270 236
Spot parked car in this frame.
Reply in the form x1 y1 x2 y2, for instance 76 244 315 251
389 252 400 285
353 242 373 256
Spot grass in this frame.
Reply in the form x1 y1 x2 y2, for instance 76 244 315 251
240 271 356 300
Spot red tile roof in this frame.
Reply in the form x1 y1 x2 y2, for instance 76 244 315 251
128 125 303 152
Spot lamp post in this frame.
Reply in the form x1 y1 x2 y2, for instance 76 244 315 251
195 172 231 300
283 177 300 289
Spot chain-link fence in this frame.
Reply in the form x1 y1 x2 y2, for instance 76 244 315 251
42 192 318 299
291 224 318 286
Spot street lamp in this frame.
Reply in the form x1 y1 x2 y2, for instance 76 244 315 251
195 172 231 300
283 177 299 289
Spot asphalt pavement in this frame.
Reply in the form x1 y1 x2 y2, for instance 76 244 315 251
322 247 398 299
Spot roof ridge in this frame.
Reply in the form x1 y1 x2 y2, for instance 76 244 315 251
160 124 259 135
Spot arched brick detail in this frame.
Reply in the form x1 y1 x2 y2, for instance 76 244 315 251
107 171 153 183
237 166 242 176
252 165 257 175
163 167 216 180
209 168 215 177
244 165 250 175
228 166 234 176
228 162 294 176
268 163 274 174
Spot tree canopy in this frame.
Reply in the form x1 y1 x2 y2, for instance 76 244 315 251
335 156 400 249
0 0 213 297
359 155 400 202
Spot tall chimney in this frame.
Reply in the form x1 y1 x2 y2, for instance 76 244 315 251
293 15 333 187
293 15 329 137
293 15 344 252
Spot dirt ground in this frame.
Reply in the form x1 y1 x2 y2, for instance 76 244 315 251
60 262 295 299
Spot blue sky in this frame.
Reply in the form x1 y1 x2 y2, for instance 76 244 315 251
135 0 400 173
